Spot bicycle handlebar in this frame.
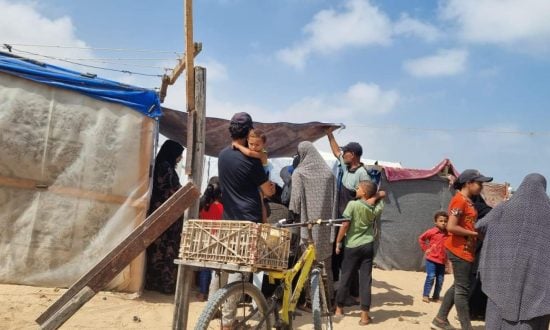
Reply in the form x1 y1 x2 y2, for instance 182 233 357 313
276 218 349 228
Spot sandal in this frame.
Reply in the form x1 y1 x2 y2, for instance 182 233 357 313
358 316 373 326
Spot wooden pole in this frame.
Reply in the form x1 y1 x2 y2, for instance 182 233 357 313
173 66 206 330
173 2 204 329
184 0 196 174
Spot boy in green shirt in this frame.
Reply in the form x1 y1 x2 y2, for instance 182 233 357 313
335 180 385 325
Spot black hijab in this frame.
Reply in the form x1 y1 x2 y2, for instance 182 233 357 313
155 140 184 168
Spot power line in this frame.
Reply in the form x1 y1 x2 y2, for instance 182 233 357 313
40 57 179 61
4 42 182 55
7 47 164 78
344 124 550 137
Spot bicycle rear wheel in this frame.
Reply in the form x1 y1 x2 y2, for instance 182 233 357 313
195 281 271 330
311 268 333 330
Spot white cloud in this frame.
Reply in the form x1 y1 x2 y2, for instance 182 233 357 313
393 13 442 42
0 0 95 69
403 49 468 77
277 0 393 69
168 81 399 125
285 82 399 122
440 0 550 52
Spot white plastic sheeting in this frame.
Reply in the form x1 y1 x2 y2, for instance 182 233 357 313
0 72 155 291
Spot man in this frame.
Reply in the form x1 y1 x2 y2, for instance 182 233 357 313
327 130 370 301
327 130 370 215
211 112 275 329
218 112 275 221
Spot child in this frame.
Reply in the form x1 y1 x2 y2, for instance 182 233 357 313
419 211 449 303
197 177 223 301
232 129 271 175
335 180 385 325
232 129 271 223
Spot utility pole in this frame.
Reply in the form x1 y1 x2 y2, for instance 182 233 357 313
173 0 206 329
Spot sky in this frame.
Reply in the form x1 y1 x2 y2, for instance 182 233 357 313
1 0 550 188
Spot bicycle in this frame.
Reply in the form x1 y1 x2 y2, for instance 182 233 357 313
194 218 347 330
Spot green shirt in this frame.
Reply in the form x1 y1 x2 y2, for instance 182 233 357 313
338 155 370 190
343 199 385 248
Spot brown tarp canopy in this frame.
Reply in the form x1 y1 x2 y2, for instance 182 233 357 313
159 107 342 158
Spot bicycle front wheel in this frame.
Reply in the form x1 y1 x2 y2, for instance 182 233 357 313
311 268 333 330
195 281 271 330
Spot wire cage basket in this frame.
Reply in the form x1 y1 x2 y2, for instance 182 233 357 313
179 220 291 272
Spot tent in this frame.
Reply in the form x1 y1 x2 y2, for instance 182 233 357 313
374 159 510 271
0 51 346 292
0 51 160 292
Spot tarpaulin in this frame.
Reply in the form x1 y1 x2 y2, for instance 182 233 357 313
159 107 342 158
384 158 459 182
0 51 161 118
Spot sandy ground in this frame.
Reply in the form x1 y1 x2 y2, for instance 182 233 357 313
0 268 485 330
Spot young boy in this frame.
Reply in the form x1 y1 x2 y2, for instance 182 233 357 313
232 129 271 175
232 129 271 223
335 180 385 325
418 211 449 303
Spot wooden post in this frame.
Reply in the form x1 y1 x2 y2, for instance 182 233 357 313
173 66 206 330
184 0 196 173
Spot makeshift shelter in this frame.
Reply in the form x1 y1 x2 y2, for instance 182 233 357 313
0 52 161 292
160 107 342 158
374 159 510 271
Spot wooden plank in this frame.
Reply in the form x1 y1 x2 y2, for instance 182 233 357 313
0 175 37 189
0 175 147 207
185 0 195 114
36 183 200 329
168 43 202 85
40 286 95 330
184 110 195 175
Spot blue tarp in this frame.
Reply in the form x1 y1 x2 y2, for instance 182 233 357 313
0 51 162 118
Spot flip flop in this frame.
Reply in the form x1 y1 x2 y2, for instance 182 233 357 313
333 314 344 322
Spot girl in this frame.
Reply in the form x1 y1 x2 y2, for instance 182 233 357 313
431 169 492 330
197 177 223 301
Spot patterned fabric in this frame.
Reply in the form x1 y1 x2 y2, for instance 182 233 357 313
445 192 478 262
145 159 183 294
485 298 550 329
289 141 334 261
476 173 550 322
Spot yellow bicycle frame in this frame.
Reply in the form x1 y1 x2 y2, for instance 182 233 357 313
266 242 317 325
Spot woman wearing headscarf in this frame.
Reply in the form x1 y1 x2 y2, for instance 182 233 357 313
145 140 184 294
289 141 335 299
476 173 550 329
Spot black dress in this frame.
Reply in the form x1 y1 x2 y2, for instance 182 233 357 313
145 161 182 294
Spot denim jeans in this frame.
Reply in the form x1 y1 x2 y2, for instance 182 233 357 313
423 259 445 299
198 269 212 295
436 251 473 330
